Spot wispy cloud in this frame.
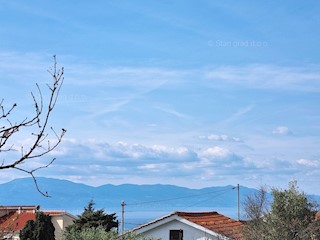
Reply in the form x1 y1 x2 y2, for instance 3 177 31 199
225 104 255 123
156 106 191 120
205 64 320 92
3 51 320 93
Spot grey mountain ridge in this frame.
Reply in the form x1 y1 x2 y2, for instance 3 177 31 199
1 177 319 228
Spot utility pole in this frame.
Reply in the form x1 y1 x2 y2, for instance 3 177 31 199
237 184 240 221
121 200 125 234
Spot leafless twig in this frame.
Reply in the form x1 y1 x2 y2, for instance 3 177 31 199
0 55 66 197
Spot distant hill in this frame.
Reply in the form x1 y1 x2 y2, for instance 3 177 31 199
3 177 318 229
0 178 251 222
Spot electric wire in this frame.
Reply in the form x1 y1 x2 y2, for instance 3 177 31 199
183 187 236 209
125 186 236 207
120 186 240 229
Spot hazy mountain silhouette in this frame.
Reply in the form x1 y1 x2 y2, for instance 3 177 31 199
2 177 317 228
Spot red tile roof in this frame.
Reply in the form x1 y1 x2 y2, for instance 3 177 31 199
132 211 243 239
0 209 69 232
0 212 36 231
176 211 242 239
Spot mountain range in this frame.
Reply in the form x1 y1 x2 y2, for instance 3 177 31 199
1 177 319 229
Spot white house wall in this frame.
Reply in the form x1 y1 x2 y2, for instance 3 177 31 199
50 215 75 240
138 219 228 240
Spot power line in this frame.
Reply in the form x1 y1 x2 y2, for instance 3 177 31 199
125 186 236 206
183 187 235 209
121 185 239 231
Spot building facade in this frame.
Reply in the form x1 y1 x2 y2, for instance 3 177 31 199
0 206 76 240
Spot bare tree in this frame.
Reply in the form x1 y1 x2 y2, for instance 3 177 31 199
0 55 66 196
241 186 270 240
243 185 269 220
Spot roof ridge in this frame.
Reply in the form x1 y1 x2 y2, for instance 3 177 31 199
175 211 219 216
175 211 220 214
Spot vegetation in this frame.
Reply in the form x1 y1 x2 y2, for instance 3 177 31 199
20 211 55 240
242 181 320 239
63 201 159 240
63 227 159 240
63 227 116 240
66 201 118 233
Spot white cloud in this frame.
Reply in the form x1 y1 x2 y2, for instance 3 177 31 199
202 146 230 158
272 126 291 136
296 158 320 168
199 134 241 142
1 137 319 193
137 163 168 171
24 143 282 179
198 146 247 170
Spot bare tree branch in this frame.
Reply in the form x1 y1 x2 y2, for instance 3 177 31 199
0 55 66 196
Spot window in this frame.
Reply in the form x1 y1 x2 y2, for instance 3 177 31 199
170 229 183 240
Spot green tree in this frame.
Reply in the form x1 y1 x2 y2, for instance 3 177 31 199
20 212 55 240
242 181 320 239
34 212 55 240
66 201 118 233
20 220 35 240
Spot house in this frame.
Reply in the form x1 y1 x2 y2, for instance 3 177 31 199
39 210 76 240
0 206 76 240
130 211 243 240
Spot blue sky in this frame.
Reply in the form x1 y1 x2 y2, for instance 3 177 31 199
1 1 320 194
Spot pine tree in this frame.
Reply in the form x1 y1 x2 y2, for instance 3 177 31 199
34 212 55 240
66 201 118 233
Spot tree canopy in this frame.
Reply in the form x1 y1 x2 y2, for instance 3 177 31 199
63 227 159 240
66 201 118 233
242 181 320 239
